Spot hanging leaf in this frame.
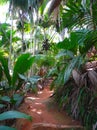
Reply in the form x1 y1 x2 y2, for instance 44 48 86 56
0 110 32 121
64 56 81 84
72 69 81 86
56 50 74 58
88 70 97 90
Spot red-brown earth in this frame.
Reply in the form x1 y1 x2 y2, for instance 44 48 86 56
15 86 84 130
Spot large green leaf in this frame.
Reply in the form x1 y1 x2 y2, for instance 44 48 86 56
0 110 32 121
57 32 78 54
12 53 35 86
0 126 16 130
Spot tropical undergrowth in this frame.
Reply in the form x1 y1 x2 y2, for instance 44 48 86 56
54 69 97 130
1 0 97 130
0 51 35 129
47 29 97 130
46 1 97 129
0 48 55 129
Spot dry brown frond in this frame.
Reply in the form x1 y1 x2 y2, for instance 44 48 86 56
72 69 81 86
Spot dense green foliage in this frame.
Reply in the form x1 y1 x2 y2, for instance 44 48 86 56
0 0 97 130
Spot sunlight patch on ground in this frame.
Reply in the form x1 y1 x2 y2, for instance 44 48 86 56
35 102 42 105
36 110 42 115
26 97 40 100
32 108 37 112
31 108 42 115
38 91 43 94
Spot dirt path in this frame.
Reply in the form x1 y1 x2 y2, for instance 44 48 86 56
15 87 83 130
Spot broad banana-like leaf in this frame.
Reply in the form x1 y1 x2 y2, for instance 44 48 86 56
12 53 35 86
0 110 32 121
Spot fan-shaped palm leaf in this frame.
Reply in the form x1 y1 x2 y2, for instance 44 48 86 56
61 0 97 30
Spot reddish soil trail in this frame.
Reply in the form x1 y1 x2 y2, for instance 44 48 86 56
15 87 83 130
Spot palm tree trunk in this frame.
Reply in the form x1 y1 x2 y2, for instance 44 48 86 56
90 0 96 30
48 0 62 15
9 11 13 71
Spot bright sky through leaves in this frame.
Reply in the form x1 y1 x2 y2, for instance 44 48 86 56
0 4 9 23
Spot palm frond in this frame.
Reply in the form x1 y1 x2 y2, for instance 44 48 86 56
61 1 96 30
